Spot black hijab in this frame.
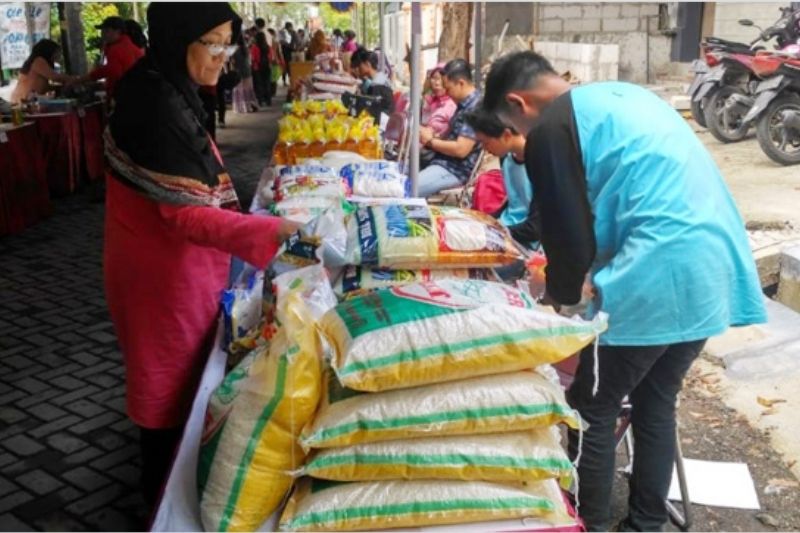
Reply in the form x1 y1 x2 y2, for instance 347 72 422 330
107 3 243 210
147 2 242 121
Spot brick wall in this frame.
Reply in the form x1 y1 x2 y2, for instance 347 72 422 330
532 2 671 83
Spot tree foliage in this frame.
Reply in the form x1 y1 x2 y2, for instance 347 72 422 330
319 2 351 34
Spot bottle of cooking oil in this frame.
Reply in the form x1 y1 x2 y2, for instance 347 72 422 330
359 126 382 159
344 123 363 154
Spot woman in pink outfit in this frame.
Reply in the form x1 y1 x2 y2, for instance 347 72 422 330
341 29 359 53
103 3 297 509
421 64 457 137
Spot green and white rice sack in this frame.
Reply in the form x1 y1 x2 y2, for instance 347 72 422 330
302 428 573 483
300 370 580 450
279 477 569 531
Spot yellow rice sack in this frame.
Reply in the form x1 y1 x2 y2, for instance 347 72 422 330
302 428 572 483
344 204 522 268
300 370 580 450
319 279 604 392
197 292 324 532
334 265 497 298
279 477 567 531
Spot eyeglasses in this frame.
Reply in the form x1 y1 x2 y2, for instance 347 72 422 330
196 39 238 58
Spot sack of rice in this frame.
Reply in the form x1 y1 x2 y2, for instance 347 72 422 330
334 265 497 298
272 264 338 321
273 196 342 225
278 477 566 531
274 165 344 202
343 204 522 269
221 269 265 351
272 204 350 274
302 428 572 484
300 370 580 450
340 161 409 198
319 279 604 392
197 287 330 532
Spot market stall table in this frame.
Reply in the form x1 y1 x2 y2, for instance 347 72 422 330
78 102 107 184
0 122 52 236
28 110 82 197
151 320 582 533
152 161 583 532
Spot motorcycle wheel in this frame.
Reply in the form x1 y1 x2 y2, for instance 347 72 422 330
704 86 751 143
756 95 800 166
690 97 707 128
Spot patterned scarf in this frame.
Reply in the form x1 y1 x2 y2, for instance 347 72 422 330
105 127 240 211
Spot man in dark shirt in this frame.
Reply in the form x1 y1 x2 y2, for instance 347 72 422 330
483 51 765 532
417 59 482 197
350 47 395 120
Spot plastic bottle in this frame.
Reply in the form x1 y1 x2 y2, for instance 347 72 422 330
526 252 548 301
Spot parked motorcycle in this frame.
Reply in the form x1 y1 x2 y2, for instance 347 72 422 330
687 7 800 139
688 36 753 128
742 50 800 165
702 8 800 143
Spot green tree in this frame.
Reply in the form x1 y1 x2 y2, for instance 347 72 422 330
259 3 308 30
319 3 352 34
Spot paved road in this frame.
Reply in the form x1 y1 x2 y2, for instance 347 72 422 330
0 99 283 531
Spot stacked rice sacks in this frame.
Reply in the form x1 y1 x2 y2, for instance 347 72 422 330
279 277 605 532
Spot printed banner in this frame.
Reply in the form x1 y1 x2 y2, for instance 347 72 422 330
0 2 50 69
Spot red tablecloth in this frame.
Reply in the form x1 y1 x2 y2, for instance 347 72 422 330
30 111 82 197
79 103 106 183
0 123 52 236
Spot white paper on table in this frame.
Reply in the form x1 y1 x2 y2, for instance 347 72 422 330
668 458 761 510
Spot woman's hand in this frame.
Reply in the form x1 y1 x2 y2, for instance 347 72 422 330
276 219 302 242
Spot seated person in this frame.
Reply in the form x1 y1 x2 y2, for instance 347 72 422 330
417 59 481 197
422 64 457 137
465 108 540 248
350 47 395 118
10 39 77 104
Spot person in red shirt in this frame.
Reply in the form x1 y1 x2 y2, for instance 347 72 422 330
79 16 144 99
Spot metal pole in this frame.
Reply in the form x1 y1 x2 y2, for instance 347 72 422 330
474 2 482 90
362 2 368 48
379 2 387 53
410 2 422 196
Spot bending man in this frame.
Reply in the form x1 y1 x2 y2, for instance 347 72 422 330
483 51 766 532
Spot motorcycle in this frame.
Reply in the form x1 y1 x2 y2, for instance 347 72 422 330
702 8 800 143
688 36 753 128
687 7 799 139
743 50 800 165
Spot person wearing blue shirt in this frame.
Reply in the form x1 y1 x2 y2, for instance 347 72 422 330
465 108 539 248
484 51 767 532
